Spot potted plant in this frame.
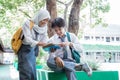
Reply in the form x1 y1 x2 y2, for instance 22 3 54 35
82 58 101 71
87 60 101 70
103 52 111 62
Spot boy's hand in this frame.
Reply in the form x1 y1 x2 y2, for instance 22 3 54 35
59 42 73 47
55 57 64 68
50 48 56 52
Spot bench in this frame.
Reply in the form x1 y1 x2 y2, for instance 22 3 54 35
37 69 119 80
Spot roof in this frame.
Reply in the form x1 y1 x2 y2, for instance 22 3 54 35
82 44 120 52
84 24 120 36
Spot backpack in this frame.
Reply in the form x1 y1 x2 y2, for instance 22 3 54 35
66 32 81 63
11 21 34 54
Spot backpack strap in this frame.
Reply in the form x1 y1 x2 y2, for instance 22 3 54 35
30 20 34 29
66 32 71 42
66 32 73 49
21 21 34 40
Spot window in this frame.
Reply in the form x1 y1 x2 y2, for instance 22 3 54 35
86 52 91 55
102 37 104 41
86 52 88 55
91 36 93 39
106 37 110 42
116 37 120 41
84 36 90 40
95 36 100 41
111 37 114 41
96 52 101 56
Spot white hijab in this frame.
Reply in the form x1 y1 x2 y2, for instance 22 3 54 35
32 9 50 34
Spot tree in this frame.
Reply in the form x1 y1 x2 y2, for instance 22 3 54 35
46 0 57 37
0 0 45 47
47 0 83 36
80 0 110 27
68 0 83 35
0 0 110 47
56 0 110 35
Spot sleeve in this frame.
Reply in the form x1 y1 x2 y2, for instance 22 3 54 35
40 32 49 43
70 33 83 53
22 20 39 47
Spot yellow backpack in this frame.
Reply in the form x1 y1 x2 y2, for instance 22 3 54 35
11 21 34 54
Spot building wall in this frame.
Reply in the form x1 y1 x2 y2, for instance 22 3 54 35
82 51 120 63
81 25 120 63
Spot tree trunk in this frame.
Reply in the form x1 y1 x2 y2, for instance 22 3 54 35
57 0 73 31
68 0 83 35
46 0 57 37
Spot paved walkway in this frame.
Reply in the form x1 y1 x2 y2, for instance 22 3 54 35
0 64 19 80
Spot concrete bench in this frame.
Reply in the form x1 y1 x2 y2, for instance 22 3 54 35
37 69 119 80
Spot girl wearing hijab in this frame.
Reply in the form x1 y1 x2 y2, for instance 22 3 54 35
17 9 50 80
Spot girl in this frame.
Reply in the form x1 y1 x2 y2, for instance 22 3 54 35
18 9 50 80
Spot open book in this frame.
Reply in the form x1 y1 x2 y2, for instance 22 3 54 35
42 43 60 52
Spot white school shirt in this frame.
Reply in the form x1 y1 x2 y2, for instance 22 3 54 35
48 32 83 60
21 20 48 47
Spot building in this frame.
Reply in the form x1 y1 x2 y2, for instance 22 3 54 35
80 24 120 63
0 39 14 64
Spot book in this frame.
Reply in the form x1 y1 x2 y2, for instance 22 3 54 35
42 43 60 52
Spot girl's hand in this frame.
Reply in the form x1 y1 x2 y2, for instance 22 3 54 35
37 42 46 46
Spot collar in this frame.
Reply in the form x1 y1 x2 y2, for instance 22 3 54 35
58 32 67 39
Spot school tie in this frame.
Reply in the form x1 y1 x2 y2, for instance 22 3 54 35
59 36 68 59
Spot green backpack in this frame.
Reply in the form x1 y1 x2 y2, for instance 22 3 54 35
66 32 80 63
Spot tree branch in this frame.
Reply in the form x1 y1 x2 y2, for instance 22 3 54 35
66 0 73 6
56 0 65 5
19 9 31 18
57 0 73 6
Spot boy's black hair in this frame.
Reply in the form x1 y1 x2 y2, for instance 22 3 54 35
51 17 65 28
